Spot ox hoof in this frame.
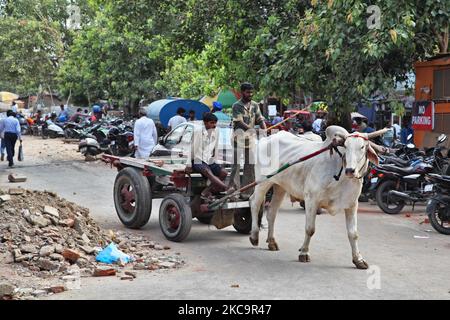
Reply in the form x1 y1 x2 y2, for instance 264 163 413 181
353 259 369 270
267 239 279 251
298 253 311 263
249 237 259 247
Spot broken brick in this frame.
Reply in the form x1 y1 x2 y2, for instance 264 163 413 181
93 267 116 277
49 286 65 294
62 249 80 263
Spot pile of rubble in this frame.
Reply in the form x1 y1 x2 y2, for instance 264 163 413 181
0 188 184 300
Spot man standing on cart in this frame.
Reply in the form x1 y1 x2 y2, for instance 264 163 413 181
230 82 267 199
187 112 234 200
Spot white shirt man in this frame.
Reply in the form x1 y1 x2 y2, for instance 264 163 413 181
187 113 232 198
392 122 401 140
312 118 323 133
190 124 219 165
168 113 187 131
134 112 158 159
11 103 18 113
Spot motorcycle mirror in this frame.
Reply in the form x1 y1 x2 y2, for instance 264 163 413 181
437 134 447 144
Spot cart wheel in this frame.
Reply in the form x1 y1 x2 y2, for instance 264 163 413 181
233 208 252 234
159 194 192 242
113 167 152 229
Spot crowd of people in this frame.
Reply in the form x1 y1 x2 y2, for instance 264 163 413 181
1 88 416 203
353 117 414 147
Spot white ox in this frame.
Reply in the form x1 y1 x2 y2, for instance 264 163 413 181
249 125 386 269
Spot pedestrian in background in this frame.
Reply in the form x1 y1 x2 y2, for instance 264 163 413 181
312 110 325 133
0 110 22 167
271 113 283 126
167 107 187 132
393 119 401 142
11 101 18 113
58 104 69 122
401 119 414 144
188 110 196 122
381 120 395 147
0 115 5 161
134 108 158 159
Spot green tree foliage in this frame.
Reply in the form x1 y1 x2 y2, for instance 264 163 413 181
257 0 448 116
57 0 191 108
1 0 448 111
0 0 95 94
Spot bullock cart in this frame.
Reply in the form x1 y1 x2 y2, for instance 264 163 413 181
102 154 252 242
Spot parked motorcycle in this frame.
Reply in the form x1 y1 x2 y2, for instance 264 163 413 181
374 160 434 214
363 134 449 207
42 120 65 139
17 114 29 135
78 137 111 158
425 173 450 235
107 126 134 157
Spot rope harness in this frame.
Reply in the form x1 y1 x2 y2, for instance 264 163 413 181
208 133 370 209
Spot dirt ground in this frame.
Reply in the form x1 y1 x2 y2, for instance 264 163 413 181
15 136 83 165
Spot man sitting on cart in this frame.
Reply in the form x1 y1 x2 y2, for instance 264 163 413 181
186 112 235 200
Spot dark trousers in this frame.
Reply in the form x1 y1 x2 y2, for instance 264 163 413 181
4 132 18 166
0 138 5 155
229 138 255 198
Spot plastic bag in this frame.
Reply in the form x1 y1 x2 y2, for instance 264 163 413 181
18 142 24 161
95 243 133 264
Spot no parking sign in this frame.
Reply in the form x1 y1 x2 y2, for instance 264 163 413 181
412 101 434 131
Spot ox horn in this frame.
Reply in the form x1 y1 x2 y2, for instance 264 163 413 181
368 141 389 155
367 128 389 139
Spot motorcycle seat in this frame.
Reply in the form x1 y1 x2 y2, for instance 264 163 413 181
382 156 410 167
427 173 450 184
379 164 418 175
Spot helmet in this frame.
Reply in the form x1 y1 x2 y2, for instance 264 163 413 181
212 101 223 112
93 105 101 113
58 115 67 122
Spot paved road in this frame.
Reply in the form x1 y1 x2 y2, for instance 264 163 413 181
1 160 450 300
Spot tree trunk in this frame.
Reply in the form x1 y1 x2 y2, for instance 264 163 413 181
326 106 352 132
87 91 91 107
48 85 55 107
434 25 449 53
66 88 72 107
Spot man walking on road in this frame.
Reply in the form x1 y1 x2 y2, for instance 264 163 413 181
230 82 266 199
0 110 22 167
0 116 5 161
133 108 158 159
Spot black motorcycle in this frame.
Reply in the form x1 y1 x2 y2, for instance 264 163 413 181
426 173 450 235
375 160 434 214
107 126 134 156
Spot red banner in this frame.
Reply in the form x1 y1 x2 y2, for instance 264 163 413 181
412 101 434 131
